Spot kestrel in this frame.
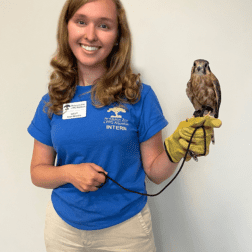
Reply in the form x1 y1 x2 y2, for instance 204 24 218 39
186 59 221 119
186 59 221 160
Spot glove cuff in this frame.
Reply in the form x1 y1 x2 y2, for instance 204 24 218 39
164 142 176 163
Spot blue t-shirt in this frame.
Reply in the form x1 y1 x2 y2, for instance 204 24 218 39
28 83 168 230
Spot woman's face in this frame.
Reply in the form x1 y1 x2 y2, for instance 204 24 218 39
67 0 118 70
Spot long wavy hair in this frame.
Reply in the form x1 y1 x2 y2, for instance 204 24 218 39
45 0 141 117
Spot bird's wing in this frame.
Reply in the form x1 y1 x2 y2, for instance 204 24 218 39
186 80 194 104
212 79 221 118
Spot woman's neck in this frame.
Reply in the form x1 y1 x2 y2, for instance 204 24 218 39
77 62 106 86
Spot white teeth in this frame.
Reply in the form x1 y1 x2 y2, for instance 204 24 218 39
81 45 99 51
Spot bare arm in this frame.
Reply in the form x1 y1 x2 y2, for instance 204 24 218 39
140 131 178 185
30 139 69 189
30 139 107 191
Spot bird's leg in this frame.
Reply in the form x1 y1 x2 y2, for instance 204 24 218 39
201 105 214 117
189 150 198 162
211 129 215 144
193 110 202 118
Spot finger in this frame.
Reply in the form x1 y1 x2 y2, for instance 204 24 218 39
204 116 222 128
96 172 107 185
179 138 209 155
79 186 92 193
89 185 102 192
91 163 108 175
179 128 213 141
94 181 105 188
176 117 206 132
184 117 206 128
89 164 107 184
82 184 99 192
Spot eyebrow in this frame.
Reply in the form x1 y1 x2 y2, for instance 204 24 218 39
73 14 115 23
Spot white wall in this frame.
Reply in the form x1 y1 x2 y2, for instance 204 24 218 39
1 0 252 251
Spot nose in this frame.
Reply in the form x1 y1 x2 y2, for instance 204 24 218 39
85 24 97 42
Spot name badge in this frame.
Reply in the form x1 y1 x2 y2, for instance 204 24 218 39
62 101 87 120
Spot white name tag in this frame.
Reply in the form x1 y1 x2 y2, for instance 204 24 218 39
62 101 87 120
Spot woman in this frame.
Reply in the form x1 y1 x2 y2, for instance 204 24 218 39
28 0 221 251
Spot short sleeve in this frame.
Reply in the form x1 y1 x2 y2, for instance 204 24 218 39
138 86 168 143
27 94 53 147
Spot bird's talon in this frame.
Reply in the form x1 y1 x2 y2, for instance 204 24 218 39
211 134 215 144
189 151 198 162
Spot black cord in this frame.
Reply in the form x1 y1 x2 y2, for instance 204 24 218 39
98 125 206 197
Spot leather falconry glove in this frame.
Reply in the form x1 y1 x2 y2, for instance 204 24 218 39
164 116 222 163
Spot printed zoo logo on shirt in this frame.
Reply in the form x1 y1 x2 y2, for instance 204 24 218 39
103 107 129 131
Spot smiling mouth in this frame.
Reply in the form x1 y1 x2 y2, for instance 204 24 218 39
80 44 100 51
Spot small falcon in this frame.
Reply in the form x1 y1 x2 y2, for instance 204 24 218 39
186 59 221 120
186 59 221 160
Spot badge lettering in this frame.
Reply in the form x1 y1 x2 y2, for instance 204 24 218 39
62 101 87 120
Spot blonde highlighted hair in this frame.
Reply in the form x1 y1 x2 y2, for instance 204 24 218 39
45 0 141 117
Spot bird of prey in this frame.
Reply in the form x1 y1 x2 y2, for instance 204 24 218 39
186 59 221 160
186 59 221 119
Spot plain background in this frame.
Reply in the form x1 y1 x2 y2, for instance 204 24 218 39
1 0 252 251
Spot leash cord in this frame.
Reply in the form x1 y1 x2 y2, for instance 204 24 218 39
98 125 206 197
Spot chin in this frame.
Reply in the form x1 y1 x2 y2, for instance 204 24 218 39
78 59 106 69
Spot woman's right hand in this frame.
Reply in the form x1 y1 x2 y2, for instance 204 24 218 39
67 163 108 193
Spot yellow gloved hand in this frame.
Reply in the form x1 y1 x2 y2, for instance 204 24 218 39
164 116 222 163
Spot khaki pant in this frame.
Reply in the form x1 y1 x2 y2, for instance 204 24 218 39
44 200 156 252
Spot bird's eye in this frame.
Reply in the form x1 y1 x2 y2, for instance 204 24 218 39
194 62 196 67
205 63 208 68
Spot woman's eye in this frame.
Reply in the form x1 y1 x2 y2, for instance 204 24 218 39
100 24 108 29
78 21 86 25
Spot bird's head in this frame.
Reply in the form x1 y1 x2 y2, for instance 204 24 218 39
191 59 211 76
